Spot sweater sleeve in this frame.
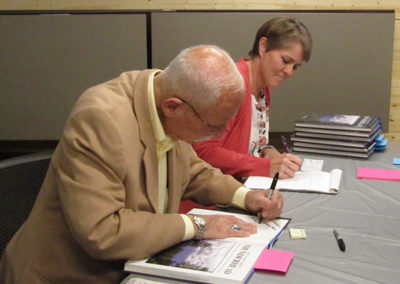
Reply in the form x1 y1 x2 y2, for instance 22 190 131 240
192 137 271 178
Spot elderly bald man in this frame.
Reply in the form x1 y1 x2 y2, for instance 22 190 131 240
0 45 283 283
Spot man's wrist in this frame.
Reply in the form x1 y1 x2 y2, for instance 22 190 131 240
232 186 250 209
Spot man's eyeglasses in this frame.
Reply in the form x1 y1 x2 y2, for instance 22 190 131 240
178 98 226 133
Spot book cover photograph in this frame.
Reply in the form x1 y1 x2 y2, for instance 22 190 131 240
318 114 360 124
142 239 262 283
147 239 250 273
124 209 290 284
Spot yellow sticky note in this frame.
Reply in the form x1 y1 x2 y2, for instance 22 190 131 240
290 228 307 239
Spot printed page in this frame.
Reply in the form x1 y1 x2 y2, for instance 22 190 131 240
300 158 324 172
277 171 330 192
245 170 342 194
329 169 343 192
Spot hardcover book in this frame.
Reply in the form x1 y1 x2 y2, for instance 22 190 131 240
124 208 290 284
292 146 374 159
294 126 381 143
295 114 381 132
290 136 373 148
293 141 376 153
294 122 382 138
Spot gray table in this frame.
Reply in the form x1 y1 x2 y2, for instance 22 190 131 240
124 141 400 284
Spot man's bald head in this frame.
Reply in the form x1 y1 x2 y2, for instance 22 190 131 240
155 45 245 143
160 45 245 112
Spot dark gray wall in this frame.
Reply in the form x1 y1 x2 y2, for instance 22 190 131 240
0 14 147 140
0 11 394 140
151 12 394 132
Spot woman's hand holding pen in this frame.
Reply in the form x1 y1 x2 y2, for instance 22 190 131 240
270 153 302 179
244 189 283 221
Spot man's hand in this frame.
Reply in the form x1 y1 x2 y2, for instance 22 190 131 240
244 189 283 221
269 153 302 179
190 214 257 240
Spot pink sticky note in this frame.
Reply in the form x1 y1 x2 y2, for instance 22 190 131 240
357 168 400 181
254 249 294 273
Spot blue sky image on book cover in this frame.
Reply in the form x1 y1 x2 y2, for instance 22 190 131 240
147 239 250 273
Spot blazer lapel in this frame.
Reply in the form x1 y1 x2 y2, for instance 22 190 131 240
166 146 181 213
133 69 161 213
143 148 159 213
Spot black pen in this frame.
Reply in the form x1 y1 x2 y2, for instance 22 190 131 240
333 228 346 252
259 172 279 223
281 135 289 153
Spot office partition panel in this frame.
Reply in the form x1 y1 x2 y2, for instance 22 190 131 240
151 12 394 132
0 13 147 139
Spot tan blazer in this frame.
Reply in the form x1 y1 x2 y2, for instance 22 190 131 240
0 70 243 283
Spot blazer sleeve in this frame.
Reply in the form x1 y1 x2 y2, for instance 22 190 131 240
54 106 187 261
182 145 244 205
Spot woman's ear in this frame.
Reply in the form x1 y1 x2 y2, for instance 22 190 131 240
258 37 268 56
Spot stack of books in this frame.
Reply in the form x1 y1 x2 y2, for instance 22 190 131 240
291 114 382 158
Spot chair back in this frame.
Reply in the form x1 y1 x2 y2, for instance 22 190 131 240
0 151 52 257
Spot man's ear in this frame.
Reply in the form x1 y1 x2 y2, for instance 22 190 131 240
161 97 184 117
258 37 268 55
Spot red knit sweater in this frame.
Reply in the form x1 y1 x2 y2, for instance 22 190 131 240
192 58 272 178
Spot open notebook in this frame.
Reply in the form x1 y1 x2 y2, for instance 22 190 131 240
244 169 343 194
